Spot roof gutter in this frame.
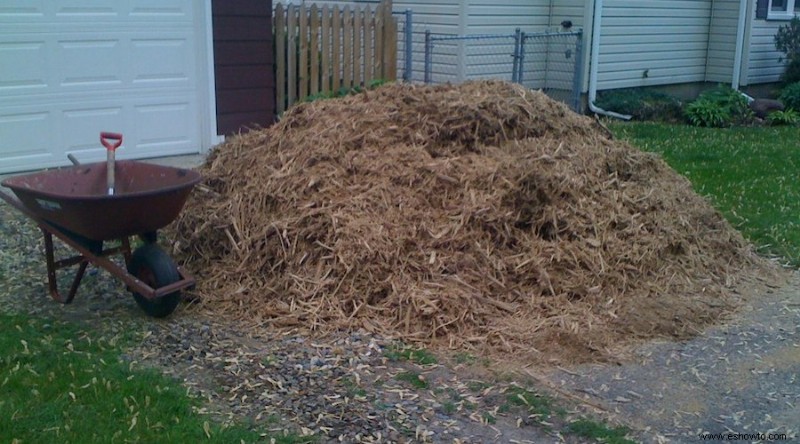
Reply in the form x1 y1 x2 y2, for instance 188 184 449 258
588 0 631 120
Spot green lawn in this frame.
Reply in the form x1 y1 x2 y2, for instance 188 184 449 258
0 312 310 443
611 122 800 265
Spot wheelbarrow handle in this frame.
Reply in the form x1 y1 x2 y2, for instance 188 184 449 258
100 132 123 151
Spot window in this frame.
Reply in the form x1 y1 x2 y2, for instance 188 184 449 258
768 0 799 19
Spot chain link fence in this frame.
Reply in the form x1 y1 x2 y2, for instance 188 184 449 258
519 30 584 112
423 28 584 112
393 9 430 83
271 3 584 112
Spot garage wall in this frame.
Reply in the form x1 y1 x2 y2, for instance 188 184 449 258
212 0 276 135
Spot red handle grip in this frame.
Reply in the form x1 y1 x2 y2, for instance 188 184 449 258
100 132 123 151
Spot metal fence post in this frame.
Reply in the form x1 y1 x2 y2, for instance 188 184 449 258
571 30 584 112
424 29 432 83
511 28 521 83
518 31 526 85
404 9 413 82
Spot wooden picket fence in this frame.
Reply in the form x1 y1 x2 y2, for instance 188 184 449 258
274 0 397 113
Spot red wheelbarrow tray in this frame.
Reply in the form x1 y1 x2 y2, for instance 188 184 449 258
1 160 202 241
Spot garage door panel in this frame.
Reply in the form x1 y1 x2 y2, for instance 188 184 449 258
1 2 193 23
131 0 192 18
0 40 47 92
131 38 194 86
0 110 55 171
134 101 194 151
56 2 117 17
0 0 205 173
58 39 124 87
0 1 44 17
62 106 124 152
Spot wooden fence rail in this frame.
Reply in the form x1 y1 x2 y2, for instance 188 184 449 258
274 0 397 114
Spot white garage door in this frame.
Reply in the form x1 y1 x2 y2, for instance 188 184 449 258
0 1 213 174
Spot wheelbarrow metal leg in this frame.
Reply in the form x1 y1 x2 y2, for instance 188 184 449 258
43 229 88 304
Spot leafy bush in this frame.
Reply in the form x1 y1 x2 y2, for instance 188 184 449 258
779 81 800 111
775 17 800 84
595 88 683 122
685 85 754 127
783 58 800 85
766 109 800 126
685 100 731 127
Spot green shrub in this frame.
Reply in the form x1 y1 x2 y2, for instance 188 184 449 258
766 109 800 126
595 88 683 122
782 58 800 85
779 81 800 111
685 85 754 127
685 99 731 127
775 17 800 84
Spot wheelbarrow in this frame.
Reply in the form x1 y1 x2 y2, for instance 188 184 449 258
0 132 202 317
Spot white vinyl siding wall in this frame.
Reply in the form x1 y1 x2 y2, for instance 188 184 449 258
464 0 585 91
465 0 551 83
597 0 713 90
705 0 739 83
746 9 788 84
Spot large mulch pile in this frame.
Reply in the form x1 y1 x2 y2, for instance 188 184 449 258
171 81 767 362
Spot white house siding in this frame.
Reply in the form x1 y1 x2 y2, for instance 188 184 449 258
464 0 550 83
464 0 585 95
705 0 739 84
746 12 787 84
597 0 713 90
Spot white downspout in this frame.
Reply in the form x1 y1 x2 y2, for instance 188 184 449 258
732 0 754 101
588 0 632 120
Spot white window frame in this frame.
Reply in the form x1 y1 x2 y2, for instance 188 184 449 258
768 0 800 20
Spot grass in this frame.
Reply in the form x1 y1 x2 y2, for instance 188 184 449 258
566 419 635 444
502 386 565 420
383 344 438 366
611 122 800 265
395 371 428 389
0 312 311 443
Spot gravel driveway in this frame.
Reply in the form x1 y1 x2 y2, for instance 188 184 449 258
538 271 800 443
2 198 798 443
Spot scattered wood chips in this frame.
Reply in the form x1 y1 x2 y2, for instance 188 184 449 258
171 81 768 363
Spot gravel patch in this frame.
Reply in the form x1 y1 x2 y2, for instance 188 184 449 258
540 271 800 443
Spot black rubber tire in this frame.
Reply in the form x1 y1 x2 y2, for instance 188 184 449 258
127 244 181 318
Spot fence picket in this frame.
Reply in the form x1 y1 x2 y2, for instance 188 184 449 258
382 0 395 80
343 6 353 89
332 6 341 91
287 4 297 107
353 7 363 88
275 3 286 113
321 6 330 94
274 0 397 110
364 5 374 84
374 3 384 79
310 4 320 96
298 4 308 99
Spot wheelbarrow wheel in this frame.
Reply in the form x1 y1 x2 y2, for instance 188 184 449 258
127 244 181 318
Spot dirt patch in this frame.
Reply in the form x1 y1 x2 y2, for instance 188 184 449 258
171 80 773 364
